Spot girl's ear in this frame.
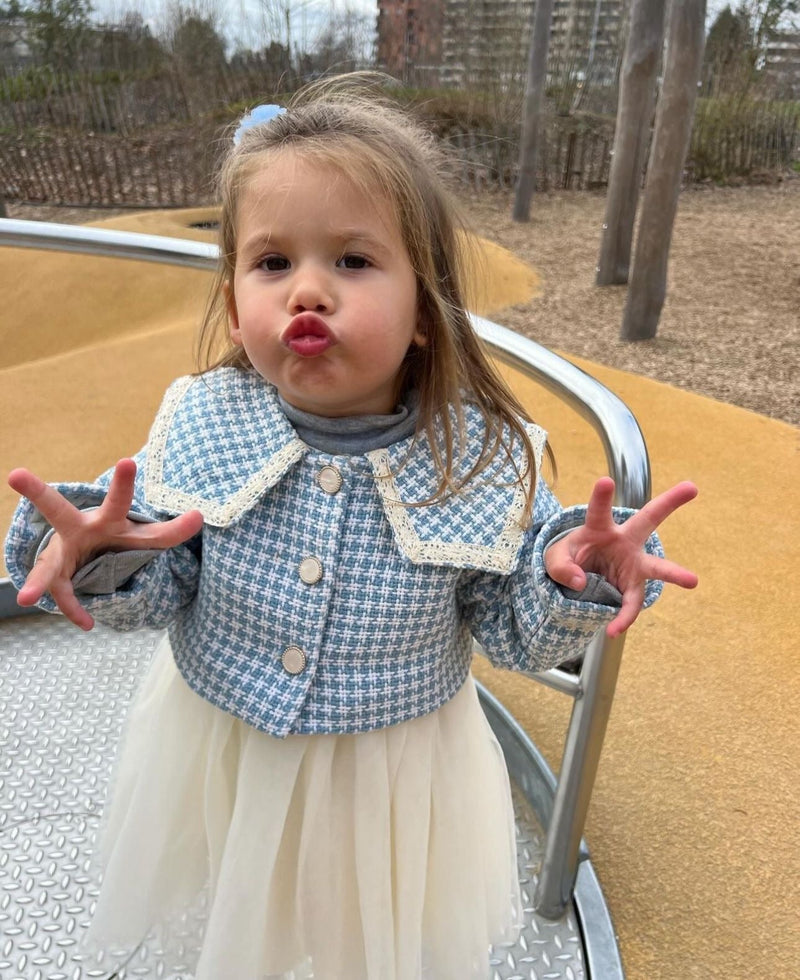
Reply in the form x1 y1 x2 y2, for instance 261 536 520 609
412 306 429 347
414 293 434 348
224 280 242 345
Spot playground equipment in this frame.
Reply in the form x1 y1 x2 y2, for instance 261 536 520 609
0 218 653 979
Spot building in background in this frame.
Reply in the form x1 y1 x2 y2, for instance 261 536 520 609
765 31 800 96
0 17 33 70
376 0 627 91
376 0 445 86
550 0 626 87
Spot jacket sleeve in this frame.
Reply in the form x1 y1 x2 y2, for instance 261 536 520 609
457 478 664 673
3 447 202 631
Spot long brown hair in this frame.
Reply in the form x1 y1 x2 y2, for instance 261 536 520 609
197 74 549 523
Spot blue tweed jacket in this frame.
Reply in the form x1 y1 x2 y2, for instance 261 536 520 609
5 368 663 737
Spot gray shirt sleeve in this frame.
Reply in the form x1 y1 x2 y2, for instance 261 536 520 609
560 571 622 606
543 530 623 608
72 548 163 595
34 507 161 596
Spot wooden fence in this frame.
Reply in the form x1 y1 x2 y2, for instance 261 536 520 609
0 126 222 207
0 82 797 207
689 99 800 180
0 120 620 207
444 126 614 192
0 62 291 135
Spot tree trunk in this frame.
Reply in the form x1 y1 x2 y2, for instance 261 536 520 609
596 0 667 285
512 0 556 222
621 0 706 340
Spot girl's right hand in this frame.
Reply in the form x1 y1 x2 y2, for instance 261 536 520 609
8 458 204 631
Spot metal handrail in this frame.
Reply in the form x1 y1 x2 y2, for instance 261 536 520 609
0 217 218 268
0 217 652 920
471 314 651 508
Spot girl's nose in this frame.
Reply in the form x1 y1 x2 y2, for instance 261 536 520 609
288 266 334 314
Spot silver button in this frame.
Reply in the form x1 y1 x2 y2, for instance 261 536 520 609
281 645 307 675
317 465 343 494
298 556 323 584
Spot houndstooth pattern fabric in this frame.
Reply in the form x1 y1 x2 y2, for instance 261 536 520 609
4 369 664 737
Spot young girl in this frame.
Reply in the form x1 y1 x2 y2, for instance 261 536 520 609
5 77 697 980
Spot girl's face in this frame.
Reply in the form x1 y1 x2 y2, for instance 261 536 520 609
226 151 425 417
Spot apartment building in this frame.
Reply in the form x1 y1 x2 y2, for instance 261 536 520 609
376 0 445 86
0 17 32 70
765 31 800 96
377 0 627 89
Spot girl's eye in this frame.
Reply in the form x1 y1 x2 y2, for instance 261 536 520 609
260 255 289 272
338 254 370 270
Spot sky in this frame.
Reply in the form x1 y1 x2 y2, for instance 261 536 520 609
89 0 772 56
91 0 378 53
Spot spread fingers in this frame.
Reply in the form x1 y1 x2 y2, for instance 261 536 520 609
49 579 94 631
625 482 698 543
606 584 645 637
8 468 81 531
646 555 698 590
16 545 62 607
99 459 138 519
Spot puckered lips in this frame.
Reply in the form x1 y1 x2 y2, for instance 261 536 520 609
281 313 337 358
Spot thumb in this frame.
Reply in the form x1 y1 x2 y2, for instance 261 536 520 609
159 509 205 548
544 540 587 591
131 509 204 551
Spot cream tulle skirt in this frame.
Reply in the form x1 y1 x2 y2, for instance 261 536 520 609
84 635 522 980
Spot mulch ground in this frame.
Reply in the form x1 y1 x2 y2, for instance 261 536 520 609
457 179 800 427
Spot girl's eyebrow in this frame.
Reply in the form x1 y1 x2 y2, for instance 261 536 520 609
239 227 394 260
337 227 382 243
239 230 276 258
336 230 395 257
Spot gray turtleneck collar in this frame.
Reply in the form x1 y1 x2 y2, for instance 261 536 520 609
278 391 420 454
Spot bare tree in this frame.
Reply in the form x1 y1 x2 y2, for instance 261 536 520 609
158 0 226 60
11 0 93 71
621 0 706 341
512 0 556 222
552 0 608 114
91 11 166 74
304 5 375 75
741 0 800 49
703 5 755 94
570 0 620 113
702 1 799 94
596 0 667 285
171 10 227 77
232 0 320 81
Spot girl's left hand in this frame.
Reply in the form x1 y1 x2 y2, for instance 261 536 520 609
544 477 698 637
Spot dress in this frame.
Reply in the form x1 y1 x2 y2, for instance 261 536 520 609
85 636 521 980
4 371 663 979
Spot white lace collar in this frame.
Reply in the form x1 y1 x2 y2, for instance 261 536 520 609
144 369 546 573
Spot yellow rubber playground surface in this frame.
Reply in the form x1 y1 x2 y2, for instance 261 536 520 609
1 210 798 980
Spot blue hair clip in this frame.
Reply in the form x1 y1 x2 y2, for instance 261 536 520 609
233 104 286 145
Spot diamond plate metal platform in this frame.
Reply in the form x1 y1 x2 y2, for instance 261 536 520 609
0 614 610 980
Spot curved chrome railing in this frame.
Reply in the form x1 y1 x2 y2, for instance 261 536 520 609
471 314 651 507
0 217 219 268
0 217 651 924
